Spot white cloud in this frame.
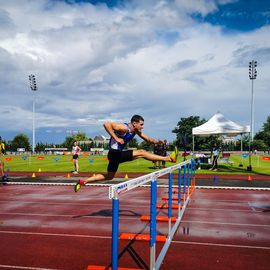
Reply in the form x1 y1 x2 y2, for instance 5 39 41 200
0 0 269 143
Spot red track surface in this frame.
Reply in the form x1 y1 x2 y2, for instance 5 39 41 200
0 183 269 270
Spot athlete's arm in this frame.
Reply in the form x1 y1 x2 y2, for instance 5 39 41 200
137 131 163 145
103 122 128 144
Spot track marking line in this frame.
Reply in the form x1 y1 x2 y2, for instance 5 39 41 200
186 207 264 213
0 212 137 220
3 182 270 191
0 230 111 240
181 220 270 227
0 264 63 270
0 200 150 208
171 240 270 250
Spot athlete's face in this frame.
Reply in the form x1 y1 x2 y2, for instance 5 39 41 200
133 120 144 132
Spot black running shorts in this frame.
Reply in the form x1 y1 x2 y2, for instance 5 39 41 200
72 154 79 160
107 150 133 172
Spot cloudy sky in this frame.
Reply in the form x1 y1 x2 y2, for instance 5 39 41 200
0 0 269 144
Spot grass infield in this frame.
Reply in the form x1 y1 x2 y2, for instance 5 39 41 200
2 153 270 176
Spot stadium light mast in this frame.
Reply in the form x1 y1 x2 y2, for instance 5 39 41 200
247 60 257 171
28 74 38 153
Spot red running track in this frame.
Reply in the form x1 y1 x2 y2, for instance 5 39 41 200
0 183 269 270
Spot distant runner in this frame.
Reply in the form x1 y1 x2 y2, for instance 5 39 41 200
74 115 178 192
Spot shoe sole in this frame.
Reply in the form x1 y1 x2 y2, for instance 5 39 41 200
74 183 81 192
170 147 179 163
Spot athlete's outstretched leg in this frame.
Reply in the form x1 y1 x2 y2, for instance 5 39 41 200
132 148 178 163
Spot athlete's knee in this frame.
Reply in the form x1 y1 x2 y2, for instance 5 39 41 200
105 172 116 180
136 149 146 157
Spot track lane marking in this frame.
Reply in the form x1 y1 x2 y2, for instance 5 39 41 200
0 265 62 270
172 240 270 250
0 230 111 239
0 230 269 251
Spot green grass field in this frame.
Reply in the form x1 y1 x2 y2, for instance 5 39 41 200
2 153 270 175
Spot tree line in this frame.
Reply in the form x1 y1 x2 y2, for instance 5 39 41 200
172 115 270 152
2 115 270 153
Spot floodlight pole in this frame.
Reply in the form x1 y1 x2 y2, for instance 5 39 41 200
247 60 257 171
28 74 38 153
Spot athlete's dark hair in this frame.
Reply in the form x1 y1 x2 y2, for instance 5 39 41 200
131 115 144 123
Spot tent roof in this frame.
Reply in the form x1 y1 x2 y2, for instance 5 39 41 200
192 112 250 136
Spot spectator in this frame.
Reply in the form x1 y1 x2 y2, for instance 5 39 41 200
72 141 81 174
161 139 169 168
209 143 219 171
153 141 164 169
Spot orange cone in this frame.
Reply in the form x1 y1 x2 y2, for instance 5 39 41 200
67 173 70 179
32 173 36 178
248 175 252 181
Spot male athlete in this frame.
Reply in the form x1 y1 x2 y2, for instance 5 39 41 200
0 136 7 182
74 115 178 192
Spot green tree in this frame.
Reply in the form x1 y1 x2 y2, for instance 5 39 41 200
139 140 152 151
252 140 268 151
128 138 139 148
35 142 46 152
172 116 210 151
62 133 90 150
254 116 270 148
11 133 31 151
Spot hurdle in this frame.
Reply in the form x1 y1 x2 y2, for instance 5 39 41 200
89 159 196 270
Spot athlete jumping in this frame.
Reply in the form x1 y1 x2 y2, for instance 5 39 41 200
74 115 178 192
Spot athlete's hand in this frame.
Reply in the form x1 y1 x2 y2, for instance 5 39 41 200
115 137 125 145
155 140 164 145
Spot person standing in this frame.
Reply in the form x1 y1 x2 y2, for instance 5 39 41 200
153 141 164 169
0 136 7 182
74 115 178 192
209 143 219 171
72 141 81 174
161 139 169 168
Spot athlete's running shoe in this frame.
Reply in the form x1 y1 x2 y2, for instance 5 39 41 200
74 179 86 192
170 146 179 163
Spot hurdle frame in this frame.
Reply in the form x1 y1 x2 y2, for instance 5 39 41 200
108 159 196 270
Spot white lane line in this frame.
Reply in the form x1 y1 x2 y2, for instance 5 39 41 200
0 265 62 270
0 201 147 208
0 230 111 239
0 212 136 220
181 220 270 227
0 213 269 227
0 201 110 207
187 207 259 212
172 240 270 250
4 182 270 191
195 186 270 191
1 212 268 227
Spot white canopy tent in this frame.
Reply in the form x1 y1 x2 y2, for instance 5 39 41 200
192 112 250 152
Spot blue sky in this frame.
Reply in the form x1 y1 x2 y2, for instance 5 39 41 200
0 0 270 145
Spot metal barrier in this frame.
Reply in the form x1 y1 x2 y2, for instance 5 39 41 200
89 159 196 270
